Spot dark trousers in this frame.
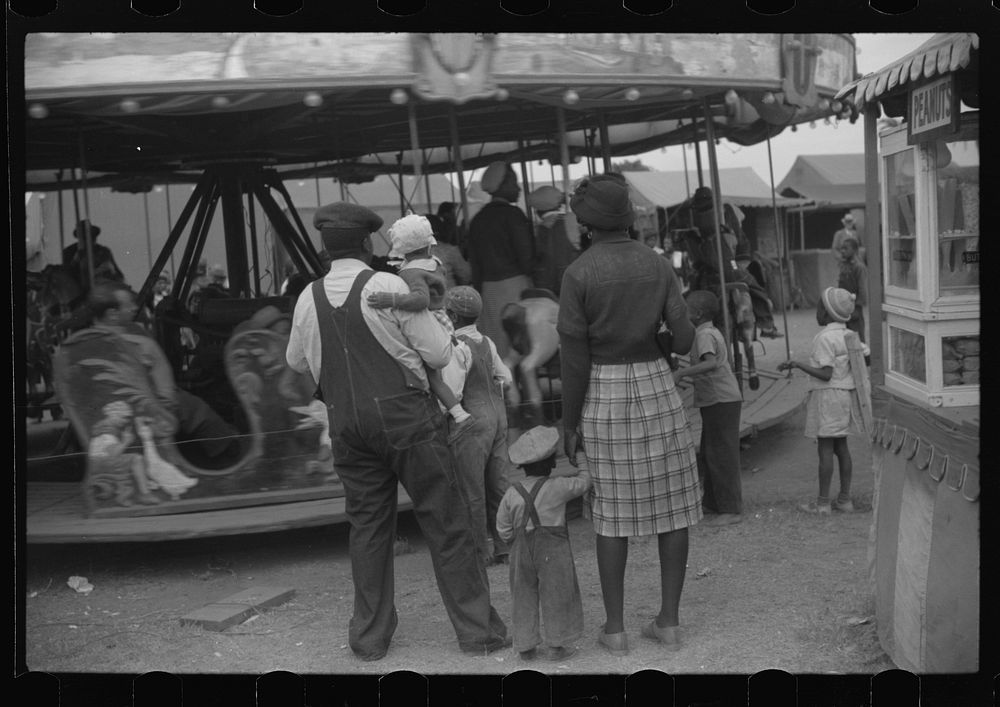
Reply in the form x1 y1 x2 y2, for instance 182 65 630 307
334 417 507 660
509 526 583 652
174 388 237 458
847 306 866 343
697 400 743 515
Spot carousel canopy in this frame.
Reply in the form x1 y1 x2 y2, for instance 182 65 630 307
23 33 856 191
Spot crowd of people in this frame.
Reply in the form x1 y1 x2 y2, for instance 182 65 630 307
59 161 872 663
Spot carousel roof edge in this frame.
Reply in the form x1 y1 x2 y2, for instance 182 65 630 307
835 32 978 105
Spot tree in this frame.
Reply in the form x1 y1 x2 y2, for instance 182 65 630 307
611 159 651 172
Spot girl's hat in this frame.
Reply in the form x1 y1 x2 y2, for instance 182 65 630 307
821 287 855 323
509 426 560 466
388 214 437 258
527 185 564 212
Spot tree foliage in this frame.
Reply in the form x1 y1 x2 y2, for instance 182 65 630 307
611 159 651 172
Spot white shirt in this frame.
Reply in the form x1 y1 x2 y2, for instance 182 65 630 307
285 259 452 390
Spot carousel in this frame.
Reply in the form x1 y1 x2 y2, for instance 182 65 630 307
20 32 856 542
836 32 979 674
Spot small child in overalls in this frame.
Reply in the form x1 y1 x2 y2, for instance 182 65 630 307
367 214 471 425
496 426 591 662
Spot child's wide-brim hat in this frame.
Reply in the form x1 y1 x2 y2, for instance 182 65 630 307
821 286 855 323
388 214 437 258
509 426 560 466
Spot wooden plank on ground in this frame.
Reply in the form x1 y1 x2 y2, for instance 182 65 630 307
179 586 296 632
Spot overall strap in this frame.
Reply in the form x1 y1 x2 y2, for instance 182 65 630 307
512 476 549 533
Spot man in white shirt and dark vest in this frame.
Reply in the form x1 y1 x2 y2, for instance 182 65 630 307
286 202 510 661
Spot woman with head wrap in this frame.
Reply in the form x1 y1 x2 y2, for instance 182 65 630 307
466 161 536 360
557 173 701 656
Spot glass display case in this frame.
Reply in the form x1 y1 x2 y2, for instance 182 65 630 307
879 112 979 407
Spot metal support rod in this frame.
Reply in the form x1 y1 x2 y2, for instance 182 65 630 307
863 102 884 387
396 153 406 216
171 178 215 302
598 111 613 173
251 179 316 278
70 169 81 243
423 149 433 215
56 170 65 254
164 184 176 281
766 134 792 364
448 106 470 246
556 107 571 203
178 181 221 307
143 191 154 272
702 99 731 346
681 144 692 201
314 166 322 207
517 138 532 217
219 169 250 298
77 129 95 291
140 175 208 308
246 190 262 297
407 102 429 214
271 177 323 273
691 109 705 188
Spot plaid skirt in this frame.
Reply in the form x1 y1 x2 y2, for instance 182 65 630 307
581 358 702 537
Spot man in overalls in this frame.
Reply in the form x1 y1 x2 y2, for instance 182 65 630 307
286 202 509 661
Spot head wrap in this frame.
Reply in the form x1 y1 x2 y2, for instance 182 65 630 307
444 286 482 318
480 161 511 194
569 175 635 231
527 185 564 213
821 287 855 323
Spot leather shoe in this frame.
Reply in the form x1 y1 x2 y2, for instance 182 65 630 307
641 620 681 651
597 626 629 656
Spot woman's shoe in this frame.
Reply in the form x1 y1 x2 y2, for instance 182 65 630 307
597 626 630 656
832 498 855 513
547 645 577 661
641 620 681 651
798 501 832 515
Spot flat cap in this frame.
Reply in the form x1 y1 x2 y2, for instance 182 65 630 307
508 426 560 466
313 202 384 233
480 161 511 194
444 286 482 318
527 185 564 212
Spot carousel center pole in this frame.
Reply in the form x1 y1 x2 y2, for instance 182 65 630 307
701 99 731 346
766 134 792 365
448 106 470 249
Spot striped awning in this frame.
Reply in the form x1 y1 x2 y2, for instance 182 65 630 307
835 33 978 106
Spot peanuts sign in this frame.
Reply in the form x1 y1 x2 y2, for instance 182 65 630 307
907 74 959 145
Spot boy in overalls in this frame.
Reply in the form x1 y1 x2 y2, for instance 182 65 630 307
443 286 516 566
496 426 591 661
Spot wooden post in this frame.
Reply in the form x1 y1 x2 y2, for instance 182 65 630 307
56 170 65 254
423 149 433 215
799 209 806 251
864 102 885 387
407 102 429 213
692 109 705 188
143 191 154 272
556 107 572 209
702 99 731 346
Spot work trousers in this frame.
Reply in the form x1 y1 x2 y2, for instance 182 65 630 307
697 400 743 515
509 525 584 652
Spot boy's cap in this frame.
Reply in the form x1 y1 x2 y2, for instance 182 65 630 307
444 286 482 318
388 214 437 259
509 426 560 466
527 185 564 212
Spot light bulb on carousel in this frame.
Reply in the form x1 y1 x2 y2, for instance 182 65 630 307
390 89 409 105
28 103 48 119
303 91 324 108
762 92 776 105
495 87 510 101
625 88 641 101
682 88 694 99
120 98 140 113
211 96 230 109
563 89 580 106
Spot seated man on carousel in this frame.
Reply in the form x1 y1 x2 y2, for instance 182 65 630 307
62 220 126 293
685 187 783 339
87 281 242 466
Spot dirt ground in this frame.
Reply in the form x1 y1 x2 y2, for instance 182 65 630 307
23 412 892 676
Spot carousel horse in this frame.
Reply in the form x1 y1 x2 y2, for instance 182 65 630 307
500 289 561 427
